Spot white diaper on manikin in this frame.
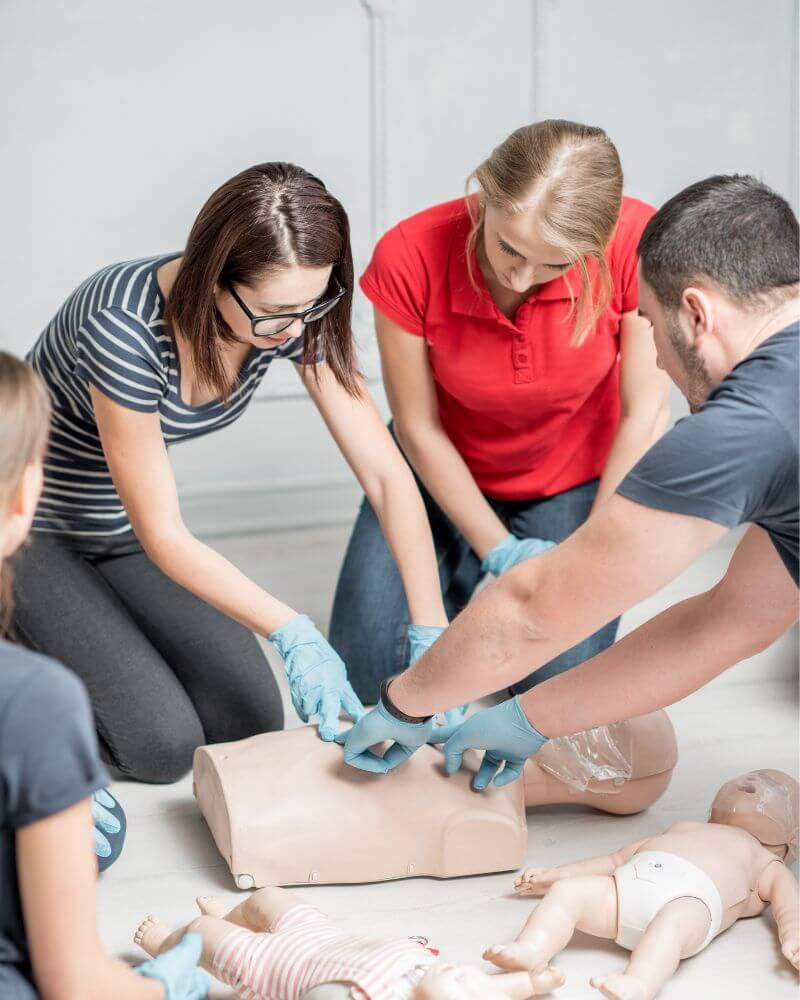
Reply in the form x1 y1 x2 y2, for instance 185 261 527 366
614 850 723 955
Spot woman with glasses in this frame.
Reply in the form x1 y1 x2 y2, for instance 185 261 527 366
330 120 671 707
15 162 448 784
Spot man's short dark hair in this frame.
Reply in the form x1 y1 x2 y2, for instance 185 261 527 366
638 175 799 309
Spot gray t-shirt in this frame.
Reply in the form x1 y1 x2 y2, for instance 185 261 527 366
0 640 108 999
618 322 799 583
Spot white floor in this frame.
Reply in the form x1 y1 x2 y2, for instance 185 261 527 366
99 525 799 999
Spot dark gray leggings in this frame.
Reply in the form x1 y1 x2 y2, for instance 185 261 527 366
11 533 284 784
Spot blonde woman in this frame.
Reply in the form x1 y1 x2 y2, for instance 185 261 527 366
330 120 670 703
0 354 208 1000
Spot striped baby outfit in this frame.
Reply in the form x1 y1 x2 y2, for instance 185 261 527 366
212 904 437 1000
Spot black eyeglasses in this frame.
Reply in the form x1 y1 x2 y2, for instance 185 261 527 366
228 278 346 338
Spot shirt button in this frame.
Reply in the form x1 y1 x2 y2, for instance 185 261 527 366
518 353 528 362
516 334 525 342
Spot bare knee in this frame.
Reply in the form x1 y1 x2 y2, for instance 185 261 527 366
555 876 618 939
545 878 584 907
243 887 296 926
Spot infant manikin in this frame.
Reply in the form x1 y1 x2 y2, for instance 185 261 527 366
483 769 800 999
194 711 678 888
135 888 564 1000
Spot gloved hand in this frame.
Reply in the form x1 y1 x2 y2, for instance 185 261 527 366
441 696 548 791
136 932 210 999
336 691 434 774
481 532 555 576
92 789 120 863
270 614 365 741
407 624 470 743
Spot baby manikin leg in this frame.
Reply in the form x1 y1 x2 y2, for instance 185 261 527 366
197 886 308 933
591 897 711 1000
135 914 233 972
485 876 618 974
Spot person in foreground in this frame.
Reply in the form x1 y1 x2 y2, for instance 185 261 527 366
340 174 800 784
487 770 799 998
0 353 207 999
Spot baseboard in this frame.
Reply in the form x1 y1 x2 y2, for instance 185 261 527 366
182 479 363 538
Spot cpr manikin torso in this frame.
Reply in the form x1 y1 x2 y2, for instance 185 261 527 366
193 711 678 888
485 769 800 999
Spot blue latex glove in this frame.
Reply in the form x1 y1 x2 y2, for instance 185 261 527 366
136 933 210 999
270 614 365 741
407 624 469 742
336 693 434 774
481 532 555 576
441 696 548 791
92 789 120 862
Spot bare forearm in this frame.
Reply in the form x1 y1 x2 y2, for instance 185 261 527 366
398 423 507 559
38 959 162 1000
520 587 762 737
144 527 296 635
593 410 669 511
365 465 447 626
93 961 163 1000
391 551 622 717
388 499 721 720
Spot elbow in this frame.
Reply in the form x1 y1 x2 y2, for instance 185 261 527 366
393 418 420 463
137 520 189 566
493 560 560 645
704 582 794 663
393 415 440 465
619 400 670 445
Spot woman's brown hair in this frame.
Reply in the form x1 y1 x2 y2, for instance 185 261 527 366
0 353 50 637
466 120 623 346
165 162 360 401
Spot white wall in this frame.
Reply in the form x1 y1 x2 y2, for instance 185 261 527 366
1 0 797 535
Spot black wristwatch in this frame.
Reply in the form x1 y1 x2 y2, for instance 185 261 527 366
380 677 433 725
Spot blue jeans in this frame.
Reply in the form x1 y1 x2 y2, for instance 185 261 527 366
329 445 620 704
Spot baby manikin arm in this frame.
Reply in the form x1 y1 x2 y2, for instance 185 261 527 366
758 860 800 964
520 838 650 886
194 710 677 888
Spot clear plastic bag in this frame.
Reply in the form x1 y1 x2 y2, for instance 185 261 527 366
537 721 633 793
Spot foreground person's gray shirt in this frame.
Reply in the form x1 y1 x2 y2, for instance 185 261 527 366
0 640 107 999
618 322 799 583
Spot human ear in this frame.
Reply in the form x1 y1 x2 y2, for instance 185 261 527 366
681 287 714 351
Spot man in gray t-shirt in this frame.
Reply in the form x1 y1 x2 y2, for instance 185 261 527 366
618 320 798 584
338 174 800 785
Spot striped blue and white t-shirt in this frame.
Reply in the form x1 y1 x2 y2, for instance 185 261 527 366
28 254 312 547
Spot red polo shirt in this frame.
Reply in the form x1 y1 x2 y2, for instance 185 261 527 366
360 195 655 500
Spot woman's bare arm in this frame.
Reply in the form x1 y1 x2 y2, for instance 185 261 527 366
298 363 446 626
375 308 508 559
17 798 162 1000
592 311 670 510
90 384 297 635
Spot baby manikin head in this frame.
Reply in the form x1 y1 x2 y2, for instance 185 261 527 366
709 769 799 861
